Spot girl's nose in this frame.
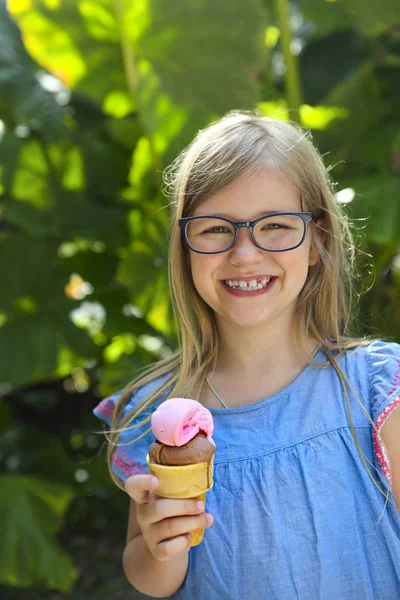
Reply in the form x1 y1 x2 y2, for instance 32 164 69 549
228 227 264 265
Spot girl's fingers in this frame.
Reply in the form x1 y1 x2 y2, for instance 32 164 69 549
153 535 191 562
157 513 214 542
124 474 160 504
140 497 206 524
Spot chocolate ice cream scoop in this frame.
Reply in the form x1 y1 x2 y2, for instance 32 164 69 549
148 433 215 466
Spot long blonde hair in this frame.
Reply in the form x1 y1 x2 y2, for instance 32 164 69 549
108 111 389 503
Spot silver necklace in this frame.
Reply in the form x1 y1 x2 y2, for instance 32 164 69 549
205 346 320 409
205 375 228 408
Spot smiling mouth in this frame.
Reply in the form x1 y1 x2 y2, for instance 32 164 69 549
223 277 274 291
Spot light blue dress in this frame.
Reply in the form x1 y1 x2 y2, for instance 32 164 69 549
94 341 400 599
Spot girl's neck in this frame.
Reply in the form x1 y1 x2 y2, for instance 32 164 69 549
214 317 312 377
197 323 318 409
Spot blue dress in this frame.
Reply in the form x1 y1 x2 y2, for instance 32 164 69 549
94 341 400 599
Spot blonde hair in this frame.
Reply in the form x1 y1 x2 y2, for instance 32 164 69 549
107 111 390 506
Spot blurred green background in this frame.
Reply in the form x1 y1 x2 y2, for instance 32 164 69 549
0 0 399 598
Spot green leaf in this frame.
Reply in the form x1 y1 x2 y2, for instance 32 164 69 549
135 0 266 114
10 0 267 159
0 235 65 311
0 131 23 193
347 174 400 244
323 64 389 164
299 0 350 38
299 29 369 105
342 0 400 36
0 475 78 593
0 3 68 140
6 190 129 249
9 0 126 100
0 307 99 387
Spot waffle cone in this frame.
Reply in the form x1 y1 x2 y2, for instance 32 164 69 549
146 453 214 546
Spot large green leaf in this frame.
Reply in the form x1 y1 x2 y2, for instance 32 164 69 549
9 0 266 154
6 189 129 248
347 174 400 244
0 475 77 593
322 64 389 167
0 234 101 386
135 0 265 113
0 131 23 193
342 0 400 36
299 0 351 39
0 2 68 139
0 309 99 387
0 234 66 311
299 29 369 105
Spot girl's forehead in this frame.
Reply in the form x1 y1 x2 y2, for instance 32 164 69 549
192 170 301 218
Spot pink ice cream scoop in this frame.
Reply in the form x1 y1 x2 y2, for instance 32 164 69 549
151 398 214 447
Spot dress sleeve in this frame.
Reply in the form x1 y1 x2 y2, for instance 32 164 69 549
93 373 172 483
367 341 400 486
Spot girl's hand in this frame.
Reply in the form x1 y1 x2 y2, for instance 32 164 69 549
125 474 214 562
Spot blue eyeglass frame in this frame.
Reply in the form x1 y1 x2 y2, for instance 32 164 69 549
178 212 314 254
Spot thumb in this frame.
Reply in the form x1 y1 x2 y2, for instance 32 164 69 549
124 474 160 505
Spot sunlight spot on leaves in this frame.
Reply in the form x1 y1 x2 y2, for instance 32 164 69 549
265 25 280 48
78 0 119 42
104 333 136 363
14 124 30 138
14 296 37 313
64 274 93 300
128 136 153 189
138 334 163 354
336 188 355 204
70 301 106 334
18 13 86 87
300 105 348 130
74 468 89 483
257 101 289 120
103 90 136 118
58 239 105 258
7 0 32 15
61 147 85 191
122 303 144 318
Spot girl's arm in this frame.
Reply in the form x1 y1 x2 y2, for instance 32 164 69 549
122 475 213 597
122 499 189 597
380 407 400 513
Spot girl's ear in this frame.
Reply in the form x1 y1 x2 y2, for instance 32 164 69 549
308 218 327 266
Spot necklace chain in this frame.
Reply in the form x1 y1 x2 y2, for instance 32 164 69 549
205 346 321 408
205 375 229 408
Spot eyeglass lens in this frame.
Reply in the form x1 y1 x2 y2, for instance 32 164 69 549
185 215 306 252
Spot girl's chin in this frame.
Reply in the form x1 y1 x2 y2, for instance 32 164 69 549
215 310 278 329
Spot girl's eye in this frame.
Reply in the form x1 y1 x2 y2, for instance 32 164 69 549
203 226 229 234
262 223 291 230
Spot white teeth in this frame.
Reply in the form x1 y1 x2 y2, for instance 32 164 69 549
225 277 271 291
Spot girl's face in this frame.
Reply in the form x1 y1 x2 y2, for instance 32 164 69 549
188 169 320 332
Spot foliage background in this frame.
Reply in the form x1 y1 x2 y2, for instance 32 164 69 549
0 0 399 598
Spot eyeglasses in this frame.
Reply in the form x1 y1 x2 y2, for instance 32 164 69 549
178 212 313 254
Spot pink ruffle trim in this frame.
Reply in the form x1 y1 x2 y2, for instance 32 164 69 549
112 446 146 478
373 393 400 486
95 397 115 420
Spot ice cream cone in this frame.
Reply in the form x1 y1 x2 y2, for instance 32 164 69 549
146 454 214 546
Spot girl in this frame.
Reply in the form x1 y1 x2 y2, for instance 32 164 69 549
94 112 400 599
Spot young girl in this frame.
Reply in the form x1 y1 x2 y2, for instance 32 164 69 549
94 112 400 599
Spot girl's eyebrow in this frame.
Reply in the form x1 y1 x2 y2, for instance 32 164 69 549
194 209 291 219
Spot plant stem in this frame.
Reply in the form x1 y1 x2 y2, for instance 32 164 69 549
274 0 302 122
113 0 162 182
